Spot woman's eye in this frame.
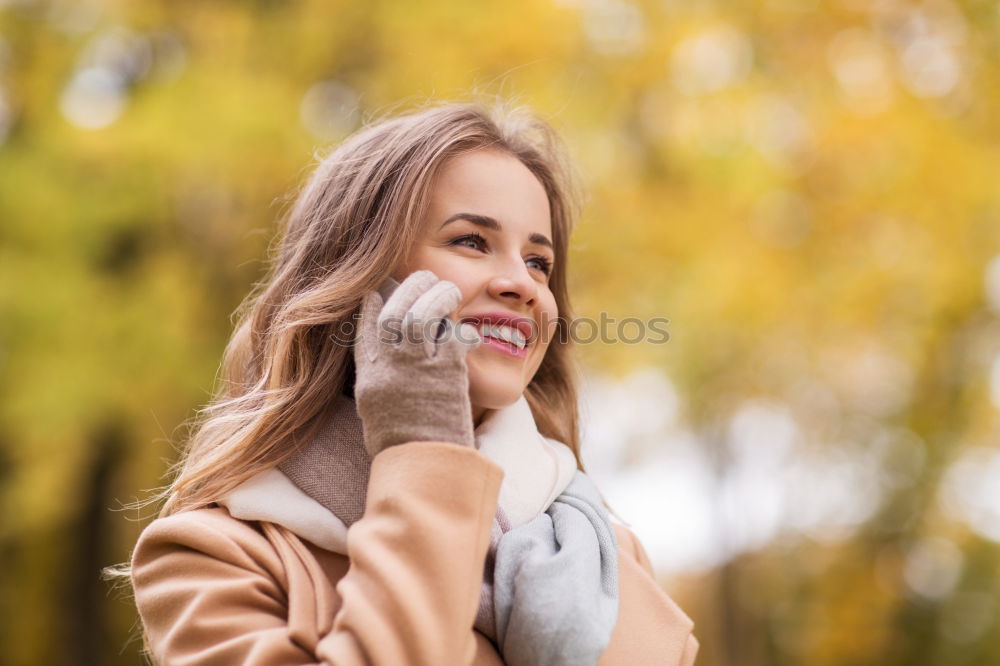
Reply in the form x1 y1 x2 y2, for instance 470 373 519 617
527 256 553 276
451 233 487 251
451 233 552 277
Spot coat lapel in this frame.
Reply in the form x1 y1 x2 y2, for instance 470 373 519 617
600 525 698 665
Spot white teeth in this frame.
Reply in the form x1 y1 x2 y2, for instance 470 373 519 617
477 323 527 350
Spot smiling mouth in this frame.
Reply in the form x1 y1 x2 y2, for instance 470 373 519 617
477 334 528 359
459 316 534 355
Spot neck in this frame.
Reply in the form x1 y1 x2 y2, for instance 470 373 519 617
473 404 487 429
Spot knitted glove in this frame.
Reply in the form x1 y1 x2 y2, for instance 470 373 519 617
353 269 482 457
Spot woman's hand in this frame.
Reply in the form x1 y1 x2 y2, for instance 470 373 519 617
353 270 482 457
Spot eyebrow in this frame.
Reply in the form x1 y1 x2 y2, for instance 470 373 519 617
440 213 553 250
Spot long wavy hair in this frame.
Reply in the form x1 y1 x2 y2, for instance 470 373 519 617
131 99 586 532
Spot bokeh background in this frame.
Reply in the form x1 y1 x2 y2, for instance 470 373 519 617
2 0 1000 664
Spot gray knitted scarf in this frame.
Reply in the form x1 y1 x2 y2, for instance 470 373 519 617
278 391 620 665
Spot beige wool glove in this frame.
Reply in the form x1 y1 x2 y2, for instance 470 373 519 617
353 270 483 457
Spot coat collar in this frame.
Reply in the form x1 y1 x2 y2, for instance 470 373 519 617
218 395 578 553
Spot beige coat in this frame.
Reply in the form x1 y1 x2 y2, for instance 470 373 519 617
131 441 699 665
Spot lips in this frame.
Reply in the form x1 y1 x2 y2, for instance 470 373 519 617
459 312 536 345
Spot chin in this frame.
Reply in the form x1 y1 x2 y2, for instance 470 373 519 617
468 379 524 411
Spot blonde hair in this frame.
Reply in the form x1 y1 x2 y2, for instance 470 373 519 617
106 99 588 587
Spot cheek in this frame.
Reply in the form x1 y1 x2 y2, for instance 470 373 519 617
444 278 480 323
532 301 560 358
449 277 477 310
421 256 468 290
399 252 471 298
541 295 559 340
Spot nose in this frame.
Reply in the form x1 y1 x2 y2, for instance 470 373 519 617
487 256 538 308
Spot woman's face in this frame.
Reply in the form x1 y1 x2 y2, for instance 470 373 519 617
393 149 559 426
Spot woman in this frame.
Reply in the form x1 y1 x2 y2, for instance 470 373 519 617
123 100 699 665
